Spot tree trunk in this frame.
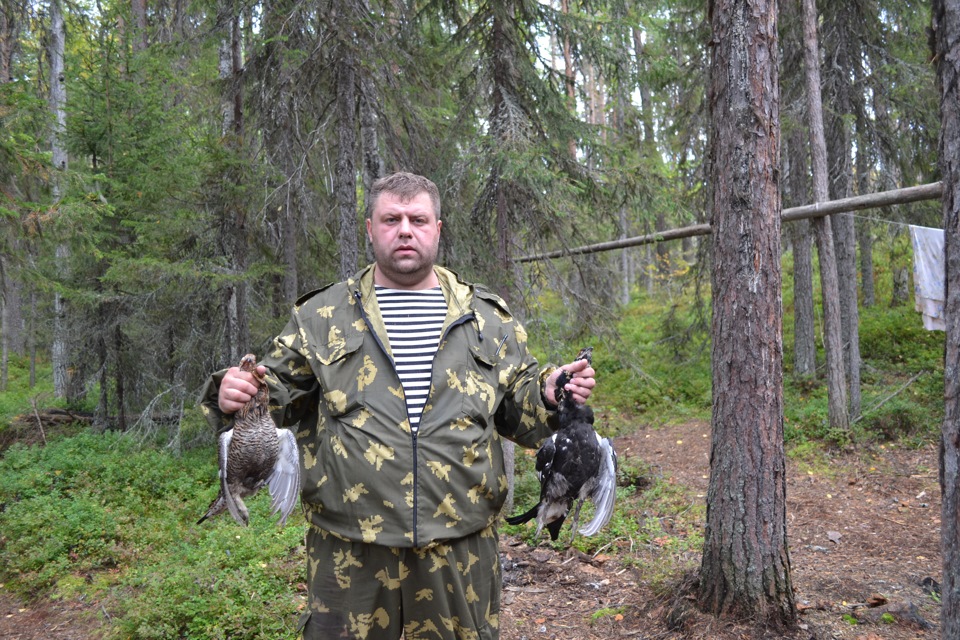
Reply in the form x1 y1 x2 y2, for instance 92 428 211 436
131 0 148 52
335 0 359 279
784 123 816 378
824 4 862 419
697 0 795 626
48 0 69 399
217 0 247 364
1 0 24 83
360 76 383 264
934 1 960 637
801 0 849 430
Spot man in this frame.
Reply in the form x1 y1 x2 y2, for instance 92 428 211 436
201 172 595 640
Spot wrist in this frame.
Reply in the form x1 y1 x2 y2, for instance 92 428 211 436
539 366 558 407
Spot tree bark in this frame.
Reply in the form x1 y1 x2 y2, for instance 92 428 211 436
824 3 861 418
48 0 69 399
934 0 960 636
334 0 359 279
217 0 248 364
698 0 795 625
784 124 816 378
801 0 848 430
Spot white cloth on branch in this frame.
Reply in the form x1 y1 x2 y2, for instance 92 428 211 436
909 225 945 331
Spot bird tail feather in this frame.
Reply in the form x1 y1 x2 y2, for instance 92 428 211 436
505 503 540 526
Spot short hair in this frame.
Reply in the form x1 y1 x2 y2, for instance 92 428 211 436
367 172 441 220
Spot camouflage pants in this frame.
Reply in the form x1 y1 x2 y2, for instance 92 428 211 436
298 524 501 640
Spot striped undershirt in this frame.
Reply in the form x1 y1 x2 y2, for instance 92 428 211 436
375 286 448 432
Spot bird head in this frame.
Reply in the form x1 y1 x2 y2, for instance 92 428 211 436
238 353 266 384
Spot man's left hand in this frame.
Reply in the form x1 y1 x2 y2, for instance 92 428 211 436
544 358 595 407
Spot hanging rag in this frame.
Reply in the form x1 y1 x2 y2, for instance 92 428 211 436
909 225 945 331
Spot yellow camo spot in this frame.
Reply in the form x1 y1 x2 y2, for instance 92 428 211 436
351 409 372 429
331 435 348 458
434 493 461 525
428 552 450 573
325 390 348 414
316 305 335 318
357 356 377 391
427 460 452 481
349 608 390 637
498 474 508 493
302 447 318 470
445 370 495 413
364 442 395 470
449 416 472 431
382 500 394 509
389 385 403 398
332 548 363 589
462 443 480 466
289 361 312 376
359 514 384 543
352 318 367 332
415 588 434 601
279 333 297 348
468 475 494 504
375 562 408 589
464 583 480 603
343 483 368 503
514 323 527 343
458 550 479 576
485 603 499 628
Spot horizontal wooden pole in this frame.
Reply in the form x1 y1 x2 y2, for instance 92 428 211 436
516 181 943 263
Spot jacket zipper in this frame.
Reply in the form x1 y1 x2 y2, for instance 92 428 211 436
353 287 477 548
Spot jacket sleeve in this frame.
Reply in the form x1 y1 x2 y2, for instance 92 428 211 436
493 319 561 448
198 308 320 434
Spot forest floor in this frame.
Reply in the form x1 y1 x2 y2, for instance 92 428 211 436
0 420 944 640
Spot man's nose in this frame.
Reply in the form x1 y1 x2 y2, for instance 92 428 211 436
398 217 412 236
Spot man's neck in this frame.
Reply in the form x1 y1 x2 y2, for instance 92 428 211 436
372 265 440 290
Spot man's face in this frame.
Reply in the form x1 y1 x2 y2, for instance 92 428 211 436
367 191 442 289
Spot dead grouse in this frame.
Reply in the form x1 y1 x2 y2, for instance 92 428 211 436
198 354 300 527
506 347 618 541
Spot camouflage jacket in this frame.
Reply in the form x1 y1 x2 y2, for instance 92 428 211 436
201 265 560 547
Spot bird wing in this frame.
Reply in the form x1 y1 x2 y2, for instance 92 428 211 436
267 428 301 526
219 429 248 526
578 436 618 537
535 433 557 482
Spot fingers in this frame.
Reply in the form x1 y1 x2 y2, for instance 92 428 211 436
218 366 262 413
557 359 596 405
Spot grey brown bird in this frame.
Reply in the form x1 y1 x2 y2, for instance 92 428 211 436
198 354 300 527
506 347 618 541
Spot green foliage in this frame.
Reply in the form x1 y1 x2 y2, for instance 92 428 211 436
0 427 305 638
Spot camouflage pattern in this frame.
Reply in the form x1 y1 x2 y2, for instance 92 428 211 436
297 523 501 640
201 265 559 548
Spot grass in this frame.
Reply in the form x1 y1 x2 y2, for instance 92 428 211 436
0 244 947 638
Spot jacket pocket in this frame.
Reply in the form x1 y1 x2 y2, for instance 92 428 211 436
458 332 504 422
312 332 366 417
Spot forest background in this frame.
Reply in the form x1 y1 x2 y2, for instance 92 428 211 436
0 0 953 637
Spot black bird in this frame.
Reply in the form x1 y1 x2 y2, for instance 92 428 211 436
506 347 618 541
198 354 301 527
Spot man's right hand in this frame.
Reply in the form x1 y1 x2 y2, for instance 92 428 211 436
218 364 266 414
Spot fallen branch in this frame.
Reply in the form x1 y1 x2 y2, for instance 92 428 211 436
30 396 47 445
852 370 928 425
